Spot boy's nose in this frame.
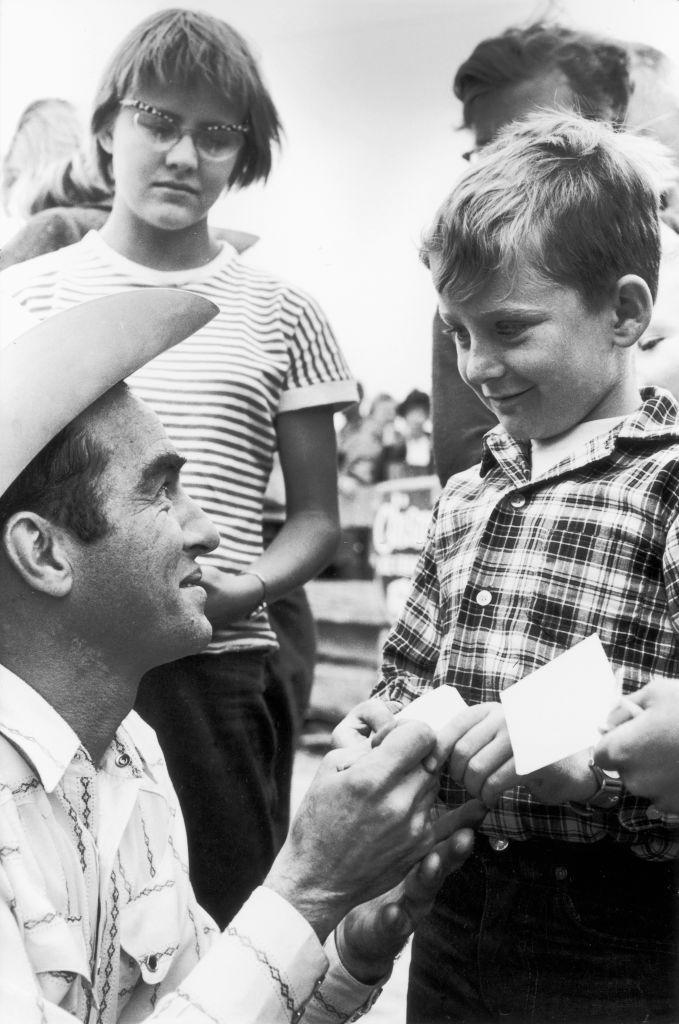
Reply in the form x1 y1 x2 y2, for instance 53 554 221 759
462 339 505 387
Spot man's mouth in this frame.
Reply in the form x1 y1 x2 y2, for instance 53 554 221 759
179 569 203 588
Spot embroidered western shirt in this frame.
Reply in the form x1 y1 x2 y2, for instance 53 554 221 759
375 387 679 859
0 666 382 1022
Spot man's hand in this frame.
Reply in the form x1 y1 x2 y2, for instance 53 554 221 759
264 721 442 943
594 678 679 814
331 696 400 750
335 801 485 983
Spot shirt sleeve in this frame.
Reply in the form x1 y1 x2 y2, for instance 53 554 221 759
373 498 443 705
278 289 358 414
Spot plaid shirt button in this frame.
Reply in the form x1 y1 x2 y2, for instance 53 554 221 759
476 589 493 607
509 493 527 508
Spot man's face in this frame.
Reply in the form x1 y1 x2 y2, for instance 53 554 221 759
433 256 632 441
467 69 577 151
69 389 219 671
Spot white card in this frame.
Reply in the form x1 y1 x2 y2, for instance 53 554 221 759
500 634 619 776
396 687 468 736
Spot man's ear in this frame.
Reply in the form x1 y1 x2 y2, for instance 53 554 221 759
2 512 74 597
612 275 654 348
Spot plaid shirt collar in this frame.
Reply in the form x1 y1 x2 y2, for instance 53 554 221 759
479 386 679 486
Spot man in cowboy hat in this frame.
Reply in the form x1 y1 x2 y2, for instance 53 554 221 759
0 290 481 1023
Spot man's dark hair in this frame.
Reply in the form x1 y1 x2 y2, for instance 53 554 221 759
0 412 113 544
454 22 631 128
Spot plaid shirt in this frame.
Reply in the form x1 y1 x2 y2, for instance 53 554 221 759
375 388 679 860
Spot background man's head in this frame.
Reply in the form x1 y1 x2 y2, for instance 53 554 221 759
454 22 631 153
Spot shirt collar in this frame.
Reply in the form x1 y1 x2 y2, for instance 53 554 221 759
480 387 679 482
0 663 80 792
0 664 161 792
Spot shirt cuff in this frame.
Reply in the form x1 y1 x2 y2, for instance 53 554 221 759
301 930 388 1023
170 885 329 1023
279 379 359 414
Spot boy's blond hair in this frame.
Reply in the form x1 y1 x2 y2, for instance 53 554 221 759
423 112 673 306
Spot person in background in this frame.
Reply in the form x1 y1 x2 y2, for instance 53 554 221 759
339 392 398 488
381 389 434 480
1 98 84 228
432 22 679 483
1 7 356 930
0 290 484 1023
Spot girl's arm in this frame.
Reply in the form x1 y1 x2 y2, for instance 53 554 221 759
202 406 340 629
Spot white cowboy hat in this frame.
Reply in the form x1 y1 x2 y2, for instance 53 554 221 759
0 289 217 496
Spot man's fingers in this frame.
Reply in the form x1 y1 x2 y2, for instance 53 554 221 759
366 719 438 784
332 698 398 749
433 800 487 842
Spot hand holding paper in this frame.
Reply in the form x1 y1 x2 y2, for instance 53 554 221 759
500 634 619 776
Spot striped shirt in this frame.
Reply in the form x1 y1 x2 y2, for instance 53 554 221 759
0 231 356 653
0 665 382 1023
375 388 679 860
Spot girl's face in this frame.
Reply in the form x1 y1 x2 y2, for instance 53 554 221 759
101 80 245 234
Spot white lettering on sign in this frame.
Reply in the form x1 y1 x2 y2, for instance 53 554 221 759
372 493 432 556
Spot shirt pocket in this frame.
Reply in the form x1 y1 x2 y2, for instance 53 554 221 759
119 887 183 986
22 915 91 1004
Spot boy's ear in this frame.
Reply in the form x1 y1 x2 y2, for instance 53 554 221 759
2 512 74 598
612 275 653 349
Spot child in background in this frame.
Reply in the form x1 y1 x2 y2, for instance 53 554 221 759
337 113 679 1022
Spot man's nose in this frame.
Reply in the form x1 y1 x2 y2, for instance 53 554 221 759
182 493 220 554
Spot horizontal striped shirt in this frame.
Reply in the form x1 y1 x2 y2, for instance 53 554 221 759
375 388 679 859
0 232 356 653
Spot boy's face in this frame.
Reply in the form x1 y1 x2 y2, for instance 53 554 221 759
434 257 636 442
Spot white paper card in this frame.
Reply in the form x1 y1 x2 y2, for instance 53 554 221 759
500 634 619 776
396 687 468 736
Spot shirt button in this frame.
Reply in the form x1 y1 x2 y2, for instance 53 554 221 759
555 865 568 881
476 589 492 607
116 752 131 768
490 837 509 852
509 493 527 509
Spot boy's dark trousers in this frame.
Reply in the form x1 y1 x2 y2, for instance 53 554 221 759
408 835 678 1024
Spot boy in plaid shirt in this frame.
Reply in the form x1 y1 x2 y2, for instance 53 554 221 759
337 113 679 1021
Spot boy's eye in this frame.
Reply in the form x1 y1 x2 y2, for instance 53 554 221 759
442 324 470 346
495 321 530 339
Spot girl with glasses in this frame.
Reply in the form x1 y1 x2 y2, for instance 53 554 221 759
2 7 356 929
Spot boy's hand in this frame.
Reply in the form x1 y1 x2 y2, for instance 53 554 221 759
594 678 679 814
437 702 519 806
332 697 400 749
439 702 600 806
518 749 599 805
336 801 485 983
